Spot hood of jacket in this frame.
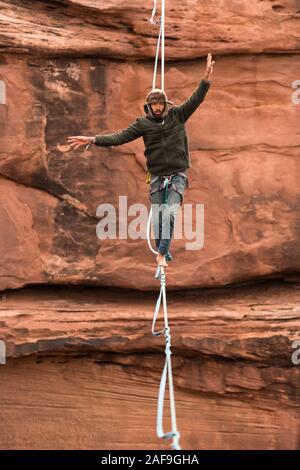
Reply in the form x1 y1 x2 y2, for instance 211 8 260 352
143 88 174 120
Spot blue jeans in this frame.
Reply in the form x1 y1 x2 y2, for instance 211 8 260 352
149 174 188 256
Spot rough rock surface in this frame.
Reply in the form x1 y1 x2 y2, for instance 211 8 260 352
0 0 299 58
0 50 299 290
1 280 300 449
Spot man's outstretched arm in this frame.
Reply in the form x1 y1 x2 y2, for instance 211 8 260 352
93 118 143 146
174 52 215 123
67 118 143 150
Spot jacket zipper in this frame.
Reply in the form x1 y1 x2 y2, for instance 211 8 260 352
161 118 168 168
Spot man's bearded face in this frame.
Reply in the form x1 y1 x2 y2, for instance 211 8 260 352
150 101 165 116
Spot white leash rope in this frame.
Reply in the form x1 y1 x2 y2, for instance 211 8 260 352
147 206 159 256
152 21 162 91
152 268 181 450
149 0 160 25
147 1 181 450
146 177 169 257
161 0 165 91
148 0 164 91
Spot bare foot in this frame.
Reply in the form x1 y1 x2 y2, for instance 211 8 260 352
156 253 168 267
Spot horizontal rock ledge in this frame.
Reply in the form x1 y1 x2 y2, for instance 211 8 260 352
1 280 299 363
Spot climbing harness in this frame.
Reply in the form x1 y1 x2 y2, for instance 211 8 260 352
163 175 172 204
149 172 188 204
147 0 181 451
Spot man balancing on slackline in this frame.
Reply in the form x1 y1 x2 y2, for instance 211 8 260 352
68 53 214 268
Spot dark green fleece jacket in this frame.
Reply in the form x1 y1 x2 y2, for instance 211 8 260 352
94 78 211 176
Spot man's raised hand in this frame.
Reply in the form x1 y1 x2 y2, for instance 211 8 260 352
67 136 93 150
204 53 215 81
